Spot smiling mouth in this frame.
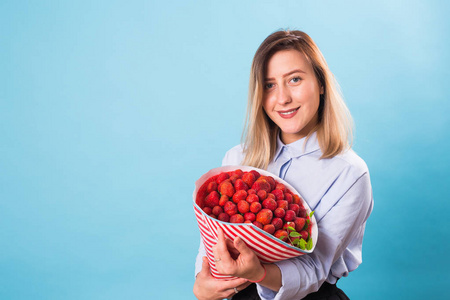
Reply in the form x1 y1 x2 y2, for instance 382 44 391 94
278 107 300 116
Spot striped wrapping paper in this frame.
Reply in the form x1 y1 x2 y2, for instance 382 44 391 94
193 166 318 280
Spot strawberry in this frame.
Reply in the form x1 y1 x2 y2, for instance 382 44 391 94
271 189 285 200
284 210 296 222
246 194 260 204
232 190 248 203
292 194 301 205
249 170 260 179
218 212 230 222
230 214 244 223
263 224 276 235
271 217 283 230
247 189 257 195
274 229 288 242
250 202 262 213
231 169 244 178
277 200 289 210
216 172 230 184
229 174 239 184
219 180 235 198
237 200 250 214
251 178 271 193
284 193 293 203
288 204 300 216
252 221 263 229
256 209 273 225
274 207 286 218
224 201 238 216
267 193 276 200
244 212 256 222
207 181 218 194
212 205 223 216
275 183 286 192
257 190 267 201
242 172 256 187
219 194 229 206
205 191 220 208
262 198 277 211
203 207 212 215
294 217 306 232
300 230 309 240
234 179 249 191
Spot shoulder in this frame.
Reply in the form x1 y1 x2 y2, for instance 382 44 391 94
221 144 245 166
323 148 370 183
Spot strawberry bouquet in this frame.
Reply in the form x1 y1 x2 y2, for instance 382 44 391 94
193 166 318 279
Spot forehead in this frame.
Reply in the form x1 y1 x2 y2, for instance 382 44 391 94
265 49 312 76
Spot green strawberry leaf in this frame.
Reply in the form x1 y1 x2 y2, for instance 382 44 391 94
279 236 286 241
298 239 306 250
309 210 315 218
290 231 301 237
287 226 296 232
306 238 313 250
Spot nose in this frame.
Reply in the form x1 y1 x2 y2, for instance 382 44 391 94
276 84 292 105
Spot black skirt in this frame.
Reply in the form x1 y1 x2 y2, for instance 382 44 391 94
232 281 349 300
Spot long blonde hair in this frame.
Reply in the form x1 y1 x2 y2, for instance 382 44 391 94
241 30 353 169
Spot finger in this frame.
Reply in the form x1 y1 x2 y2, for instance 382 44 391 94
212 228 233 264
220 277 249 290
225 238 240 259
237 281 252 291
199 256 210 276
233 236 254 257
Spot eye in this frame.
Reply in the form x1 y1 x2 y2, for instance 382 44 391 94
290 77 301 83
264 83 274 90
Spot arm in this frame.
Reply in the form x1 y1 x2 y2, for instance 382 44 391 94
257 173 373 299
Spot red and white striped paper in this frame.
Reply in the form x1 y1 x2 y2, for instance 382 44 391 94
193 166 318 280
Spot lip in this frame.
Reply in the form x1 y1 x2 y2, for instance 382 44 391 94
277 107 300 119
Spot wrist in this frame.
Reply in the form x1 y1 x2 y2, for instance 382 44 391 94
248 264 266 283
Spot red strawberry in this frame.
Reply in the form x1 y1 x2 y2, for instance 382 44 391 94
300 230 309 240
207 181 218 194
244 212 256 222
229 174 239 184
219 194 229 206
274 229 288 242
274 207 286 218
263 224 276 235
234 179 249 191
277 200 289 210
264 176 276 190
256 209 273 225
271 217 283 230
237 200 250 214
212 205 223 216
289 204 300 216
267 193 276 200
275 183 286 192
205 191 220 208
293 194 301 205
283 221 296 231
250 202 262 213
219 180 235 197
218 212 230 222
294 217 306 232
251 179 271 193
257 190 267 201
249 170 260 179
298 206 307 218
246 194 259 204
224 201 237 216
216 172 230 184
271 189 285 200
252 221 263 229
231 169 244 178
262 198 277 211
232 190 248 203
284 210 296 222
284 193 293 203
247 189 257 195
242 172 256 187
230 214 244 223
203 207 212 215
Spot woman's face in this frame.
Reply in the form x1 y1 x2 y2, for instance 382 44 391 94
262 49 323 144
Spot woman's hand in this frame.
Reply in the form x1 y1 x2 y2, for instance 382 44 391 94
193 256 251 300
212 228 266 282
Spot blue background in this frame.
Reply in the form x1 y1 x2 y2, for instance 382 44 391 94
1 1 449 299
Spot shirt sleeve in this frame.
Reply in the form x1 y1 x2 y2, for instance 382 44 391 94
257 172 373 299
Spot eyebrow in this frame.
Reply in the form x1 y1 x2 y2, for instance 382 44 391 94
265 69 306 81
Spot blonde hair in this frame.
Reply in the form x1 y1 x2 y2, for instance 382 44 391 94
241 30 353 169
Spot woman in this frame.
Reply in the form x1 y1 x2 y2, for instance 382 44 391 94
193 30 373 300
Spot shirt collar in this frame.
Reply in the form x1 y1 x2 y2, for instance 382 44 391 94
274 131 321 161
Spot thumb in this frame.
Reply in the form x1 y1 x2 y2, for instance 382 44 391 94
200 256 210 274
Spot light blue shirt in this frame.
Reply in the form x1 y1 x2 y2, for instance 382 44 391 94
195 132 373 299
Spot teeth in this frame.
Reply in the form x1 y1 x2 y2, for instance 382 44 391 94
280 108 297 115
